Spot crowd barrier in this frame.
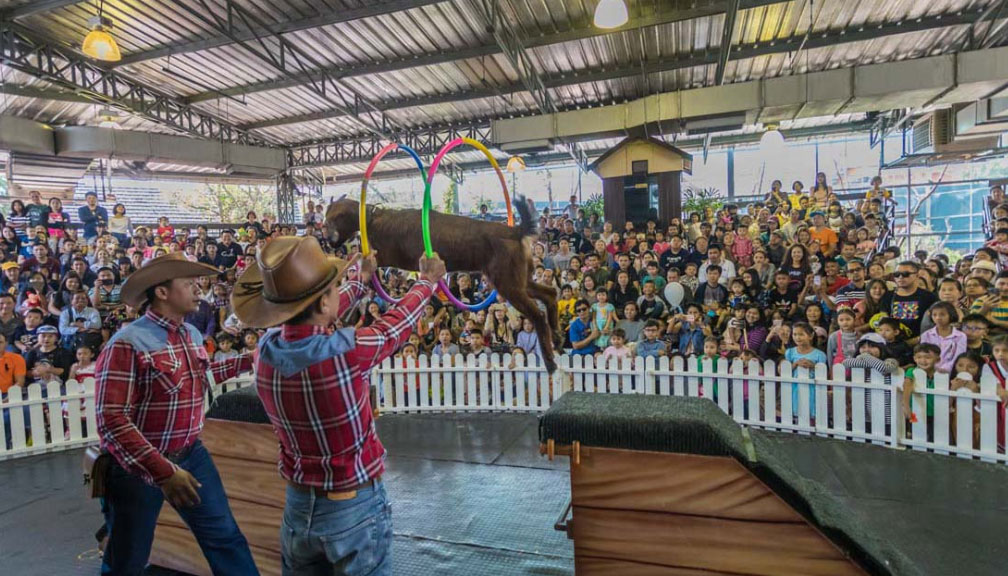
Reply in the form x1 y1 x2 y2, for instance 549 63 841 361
1 356 1004 465
372 353 1008 464
0 374 254 461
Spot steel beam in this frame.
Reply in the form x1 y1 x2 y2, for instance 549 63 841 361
716 0 740 85
184 0 786 105
115 0 446 68
343 119 874 181
288 122 492 170
0 84 92 103
0 22 269 146
172 0 393 139
1 0 82 20
249 9 983 133
470 0 587 171
276 172 298 224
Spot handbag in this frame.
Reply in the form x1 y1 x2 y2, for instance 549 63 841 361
82 445 112 499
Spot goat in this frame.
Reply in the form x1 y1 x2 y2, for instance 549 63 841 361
325 197 560 373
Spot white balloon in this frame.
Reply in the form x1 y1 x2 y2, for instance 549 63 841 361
663 282 685 309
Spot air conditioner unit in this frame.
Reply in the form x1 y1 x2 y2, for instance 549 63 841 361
911 109 951 153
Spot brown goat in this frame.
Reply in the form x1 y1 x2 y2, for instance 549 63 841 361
325 197 560 373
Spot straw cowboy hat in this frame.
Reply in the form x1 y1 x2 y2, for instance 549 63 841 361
232 236 357 328
120 252 221 308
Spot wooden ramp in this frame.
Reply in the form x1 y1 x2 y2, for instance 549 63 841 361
149 419 285 576
565 446 866 575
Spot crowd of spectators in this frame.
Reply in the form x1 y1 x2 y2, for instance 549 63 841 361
2 178 1008 443
0 190 317 434
372 178 1008 429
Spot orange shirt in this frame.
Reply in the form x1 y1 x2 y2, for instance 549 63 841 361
810 226 839 255
0 350 27 394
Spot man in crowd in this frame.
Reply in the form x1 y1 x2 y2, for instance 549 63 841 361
78 191 109 242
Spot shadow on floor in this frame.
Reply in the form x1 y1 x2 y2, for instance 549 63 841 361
0 412 573 576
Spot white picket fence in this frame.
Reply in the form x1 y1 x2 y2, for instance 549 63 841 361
373 353 1008 464
2 354 1005 465
0 374 255 461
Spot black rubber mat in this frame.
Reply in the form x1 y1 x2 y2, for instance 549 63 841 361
2 413 573 576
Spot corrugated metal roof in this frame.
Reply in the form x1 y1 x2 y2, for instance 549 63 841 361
0 0 1003 176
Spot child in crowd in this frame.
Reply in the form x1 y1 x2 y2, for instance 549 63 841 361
68 344 96 382
602 328 633 363
948 351 985 448
13 308 44 354
431 328 458 356
841 333 898 432
240 329 259 354
698 336 721 398
919 301 966 373
785 323 827 420
827 307 859 365
514 317 541 361
984 336 1008 449
592 288 617 348
877 318 913 367
467 328 488 357
962 314 993 359
213 333 240 362
903 343 941 440
636 320 667 358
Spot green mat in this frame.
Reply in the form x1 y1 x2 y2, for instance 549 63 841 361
539 392 1008 576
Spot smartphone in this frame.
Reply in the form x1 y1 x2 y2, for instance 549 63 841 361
773 319 783 328
813 276 821 287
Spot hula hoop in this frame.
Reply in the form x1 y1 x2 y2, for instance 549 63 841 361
425 137 514 312
359 142 426 304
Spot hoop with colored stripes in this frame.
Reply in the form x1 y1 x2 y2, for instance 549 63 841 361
359 142 425 305
424 137 513 312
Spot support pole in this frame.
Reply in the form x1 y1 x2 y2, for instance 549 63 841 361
276 172 298 224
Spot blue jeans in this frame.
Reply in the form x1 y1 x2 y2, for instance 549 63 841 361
281 481 392 576
100 440 259 575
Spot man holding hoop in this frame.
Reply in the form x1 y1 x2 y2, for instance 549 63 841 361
233 235 444 575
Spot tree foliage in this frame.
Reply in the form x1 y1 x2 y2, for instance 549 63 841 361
178 183 277 223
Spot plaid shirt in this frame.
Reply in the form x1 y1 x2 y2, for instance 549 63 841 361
96 310 251 484
255 277 435 490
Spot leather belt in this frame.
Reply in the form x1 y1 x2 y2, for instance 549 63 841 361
288 476 382 501
163 442 198 464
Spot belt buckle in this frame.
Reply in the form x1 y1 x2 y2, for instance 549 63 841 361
326 489 358 501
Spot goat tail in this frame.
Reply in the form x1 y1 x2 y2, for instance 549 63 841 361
513 195 537 238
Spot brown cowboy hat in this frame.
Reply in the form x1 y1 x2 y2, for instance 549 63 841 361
120 252 221 308
232 235 357 328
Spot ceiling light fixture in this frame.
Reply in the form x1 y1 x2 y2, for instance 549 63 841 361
82 2 121 62
759 124 786 156
507 155 526 172
594 0 629 29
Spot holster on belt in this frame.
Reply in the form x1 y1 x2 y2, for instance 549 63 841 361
82 445 112 499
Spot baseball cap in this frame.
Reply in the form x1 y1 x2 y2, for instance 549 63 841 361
971 260 998 273
36 325 58 335
85 191 98 198
857 332 887 347
1 262 18 271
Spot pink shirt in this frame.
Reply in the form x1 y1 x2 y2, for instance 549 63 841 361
920 327 967 373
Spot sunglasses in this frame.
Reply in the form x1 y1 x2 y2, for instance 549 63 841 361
576 307 589 313
892 271 914 278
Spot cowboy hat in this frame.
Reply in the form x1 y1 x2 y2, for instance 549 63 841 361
232 236 357 328
120 252 220 308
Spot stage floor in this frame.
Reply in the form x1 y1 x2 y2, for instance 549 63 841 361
0 413 574 576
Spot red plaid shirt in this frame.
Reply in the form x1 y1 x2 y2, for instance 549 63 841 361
96 310 251 484
255 278 435 490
